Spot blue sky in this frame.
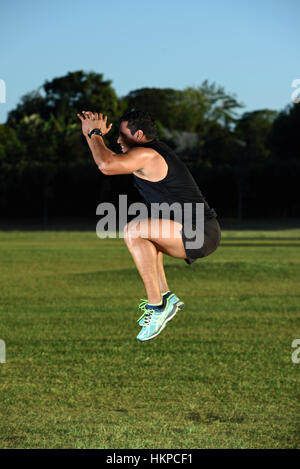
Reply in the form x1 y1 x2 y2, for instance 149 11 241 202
0 0 299 123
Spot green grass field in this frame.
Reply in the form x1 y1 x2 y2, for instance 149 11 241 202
0 222 299 449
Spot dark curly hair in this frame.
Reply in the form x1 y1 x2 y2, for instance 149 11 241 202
120 109 158 140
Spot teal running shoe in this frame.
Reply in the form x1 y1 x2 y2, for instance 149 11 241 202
137 297 178 342
137 292 184 327
171 293 185 310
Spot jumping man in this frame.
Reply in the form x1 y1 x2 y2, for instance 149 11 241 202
77 110 221 342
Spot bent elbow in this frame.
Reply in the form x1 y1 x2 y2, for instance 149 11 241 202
98 163 111 175
98 157 117 175
99 168 111 176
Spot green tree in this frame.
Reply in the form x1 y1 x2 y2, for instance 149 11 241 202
0 124 25 165
0 124 26 214
200 80 243 129
201 122 241 167
4 71 120 222
7 71 121 164
234 109 278 160
268 103 300 160
125 87 181 130
43 70 119 124
8 71 119 125
124 82 243 167
125 81 243 132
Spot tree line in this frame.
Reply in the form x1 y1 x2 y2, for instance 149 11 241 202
0 70 299 222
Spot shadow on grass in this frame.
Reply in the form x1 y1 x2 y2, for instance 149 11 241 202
220 242 299 246
70 260 295 281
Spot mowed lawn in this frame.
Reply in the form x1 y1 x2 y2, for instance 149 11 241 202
0 223 299 449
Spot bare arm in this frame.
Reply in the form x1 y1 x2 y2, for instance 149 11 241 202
77 111 115 172
85 133 116 171
77 111 153 175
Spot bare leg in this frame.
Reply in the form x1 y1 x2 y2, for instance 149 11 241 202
124 219 186 304
125 231 162 304
157 251 169 294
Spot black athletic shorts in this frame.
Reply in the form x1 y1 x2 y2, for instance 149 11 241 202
181 217 221 264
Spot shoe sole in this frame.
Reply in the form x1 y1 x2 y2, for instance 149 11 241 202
137 304 178 342
165 300 184 322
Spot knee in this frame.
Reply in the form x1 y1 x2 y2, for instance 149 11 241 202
124 221 140 246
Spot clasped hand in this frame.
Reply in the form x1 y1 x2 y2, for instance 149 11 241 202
77 111 113 137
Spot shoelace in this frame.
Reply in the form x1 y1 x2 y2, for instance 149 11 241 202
137 299 154 326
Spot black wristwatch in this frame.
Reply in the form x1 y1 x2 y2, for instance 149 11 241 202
88 128 103 139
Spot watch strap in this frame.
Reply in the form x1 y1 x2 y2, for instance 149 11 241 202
88 128 103 139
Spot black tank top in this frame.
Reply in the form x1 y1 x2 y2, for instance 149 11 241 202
133 140 217 224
